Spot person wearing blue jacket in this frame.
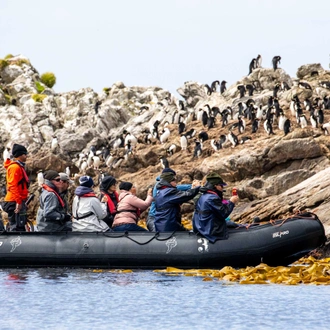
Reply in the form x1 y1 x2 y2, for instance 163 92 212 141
154 168 200 232
193 172 238 242
147 175 192 231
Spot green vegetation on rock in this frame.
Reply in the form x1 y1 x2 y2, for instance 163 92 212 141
0 59 9 70
40 72 56 88
4 54 13 59
35 81 45 93
32 94 47 103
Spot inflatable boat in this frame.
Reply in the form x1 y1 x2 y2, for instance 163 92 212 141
0 213 326 269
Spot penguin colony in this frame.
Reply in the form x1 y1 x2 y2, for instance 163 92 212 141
59 54 330 175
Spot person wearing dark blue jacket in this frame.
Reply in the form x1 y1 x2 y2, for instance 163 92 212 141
147 175 192 231
154 168 200 232
193 172 238 242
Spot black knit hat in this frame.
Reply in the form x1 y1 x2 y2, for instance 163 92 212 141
100 176 117 191
206 172 227 186
79 175 94 188
12 144 28 157
160 168 176 183
119 181 133 191
44 170 60 181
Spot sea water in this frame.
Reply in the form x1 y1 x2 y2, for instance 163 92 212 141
0 268 329 330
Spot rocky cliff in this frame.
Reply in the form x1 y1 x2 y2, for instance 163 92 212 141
0 54 330 245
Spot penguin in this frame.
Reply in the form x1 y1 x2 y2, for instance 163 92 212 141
184 111 194 125
240 136 252 144
37 170 44 188
198 131 209 142
238 116 246 134
94 100 102 114
251 118 260 133
159 156 169 169
298 114 308 129
210 139 221 152
237 85 246 98
124 132 137 148
193 140 203 158
113 135 124 149
310 114 318 128
185 128 196 139
256 54 262 68
51 136 58 152
211 80 220 92
281 81 290 91
316 109 324 125
248 58 257 75
178 100 185 110
263 119 274 135
320 81 330 89
112 157 124 169
202 110 209 127
304 99 312 112
221 110 230 127
93 156 101 170
321 122 330 135
80 160 88 174
180 134 188 151
65 166 70 177
273 83 281 98
197 108 204 122
220 80 227 94
219 134 227 146
283 119 291 136
298 82 312 90
245 84 254 96
2 147 10 161
90 145 96 155
172 110 180 124
227 131 238 147
166 144 177 156
256 105 266 120
105 153 115 168
160 127 171 144
178 122 186 134
278 111 287 131
272 56 281 70
101 146 110 161
204 84 212 95
206 116 216 130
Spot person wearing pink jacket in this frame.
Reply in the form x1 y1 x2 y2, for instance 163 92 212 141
112 182 153 231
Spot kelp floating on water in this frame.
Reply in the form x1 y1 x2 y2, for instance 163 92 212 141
154 256 330 285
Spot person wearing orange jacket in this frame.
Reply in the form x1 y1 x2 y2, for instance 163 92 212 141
2 144 29 231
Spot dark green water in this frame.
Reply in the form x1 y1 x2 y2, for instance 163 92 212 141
0 268 329 330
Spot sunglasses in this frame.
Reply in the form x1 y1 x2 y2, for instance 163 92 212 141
53 178 61 182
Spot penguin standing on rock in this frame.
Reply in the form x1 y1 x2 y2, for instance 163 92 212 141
283 119 291 136
166 144 177 156
193 140 203 158
180 134 188 151
220 80 227 94
237 85 246 98
245 84 255 96
211 80 220 92
248 58 257 75
256 54 262 68
159 156 169 169
178 122 186 134
228 131 238 147
264 119 274 135
272 56 281 71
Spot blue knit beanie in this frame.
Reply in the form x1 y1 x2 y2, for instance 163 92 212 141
79 175 94 188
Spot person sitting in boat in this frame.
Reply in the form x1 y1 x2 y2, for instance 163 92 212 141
146 174 193 232
112 182 153 232
37 170 72 232
98 175 119 228
192 173 238 242
72 176 109 232
154 168 200 232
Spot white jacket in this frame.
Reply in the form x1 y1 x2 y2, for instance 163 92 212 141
72 195 109 232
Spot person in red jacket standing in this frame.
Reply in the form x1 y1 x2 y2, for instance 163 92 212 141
2 144 29 231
